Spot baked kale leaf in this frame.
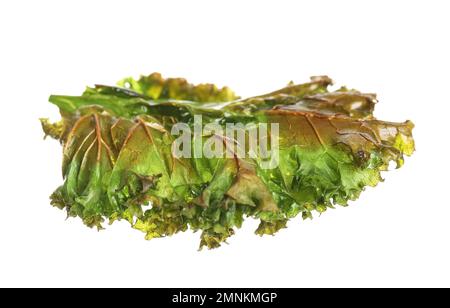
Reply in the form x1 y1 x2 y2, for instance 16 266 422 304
41 73 414 249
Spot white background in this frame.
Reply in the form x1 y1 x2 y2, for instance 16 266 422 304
1 0 449 288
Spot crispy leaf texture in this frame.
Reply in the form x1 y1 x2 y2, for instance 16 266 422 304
42 73 414 249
